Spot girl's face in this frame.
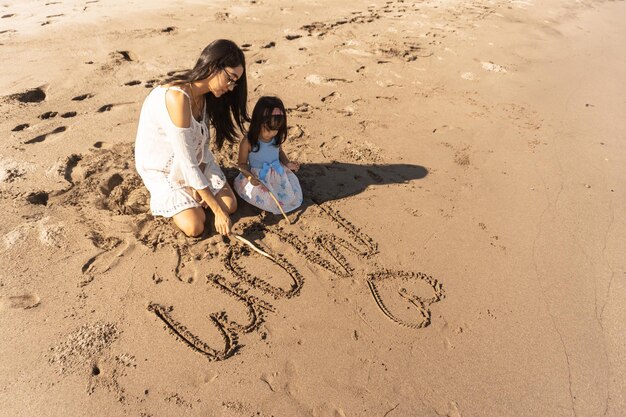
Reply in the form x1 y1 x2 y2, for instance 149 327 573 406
259 107 285 141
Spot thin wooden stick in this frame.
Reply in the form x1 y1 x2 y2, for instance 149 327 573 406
232 165 291 224
231 234 274 260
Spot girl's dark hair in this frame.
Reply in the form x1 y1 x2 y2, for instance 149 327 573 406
167 39 250 149
247 96 287 152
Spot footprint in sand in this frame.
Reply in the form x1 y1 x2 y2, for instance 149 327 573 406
26 191 49 206
97 104 113 113
10 85 48 103
115 50 137 62
320 91 338 103
39 111 58 119
1 293 41 309
72 93 94 101
80 241 129 287
54 153 82 185
12 123 29 132
24 126 67 144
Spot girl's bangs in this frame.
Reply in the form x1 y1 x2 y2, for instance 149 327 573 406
264 114 285 130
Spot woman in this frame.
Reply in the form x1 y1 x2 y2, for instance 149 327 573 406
135 39 249 237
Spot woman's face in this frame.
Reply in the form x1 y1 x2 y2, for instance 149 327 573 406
209 65 244 97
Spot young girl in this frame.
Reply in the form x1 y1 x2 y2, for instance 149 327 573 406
234 96 303 214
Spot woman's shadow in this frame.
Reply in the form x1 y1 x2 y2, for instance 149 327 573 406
223 162 428 227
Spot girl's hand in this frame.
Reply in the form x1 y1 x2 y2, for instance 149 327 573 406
248 176 261 187
214 209 232 236
286 161 300 172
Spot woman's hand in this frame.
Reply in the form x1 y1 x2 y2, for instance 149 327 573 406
214 208 232 236
195 187 232 236
286 161 300 172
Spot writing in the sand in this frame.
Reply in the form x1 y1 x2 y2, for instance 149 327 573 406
148 202 445 361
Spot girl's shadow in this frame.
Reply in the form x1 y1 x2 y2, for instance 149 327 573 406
223 162 428 227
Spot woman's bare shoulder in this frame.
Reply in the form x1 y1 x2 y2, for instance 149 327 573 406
164 86 191 128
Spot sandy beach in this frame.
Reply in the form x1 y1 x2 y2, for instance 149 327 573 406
1 0 625 416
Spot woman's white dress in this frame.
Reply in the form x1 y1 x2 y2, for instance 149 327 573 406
134 86 227 217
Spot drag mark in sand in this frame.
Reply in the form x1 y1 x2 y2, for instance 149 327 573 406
367 270 444 329
148 302 240 361
148 273 276 361
1 293 41 309
223 243 304 299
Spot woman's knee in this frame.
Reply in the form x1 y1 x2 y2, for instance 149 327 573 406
173 208 205 237
225 197 237 214
181 220 205 237
217 186 238 214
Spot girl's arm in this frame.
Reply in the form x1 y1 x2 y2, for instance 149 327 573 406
237 138 261 186
279 147 300 172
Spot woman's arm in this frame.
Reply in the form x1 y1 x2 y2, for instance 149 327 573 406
165 89 231 234
195 188 231 235
164 89 211 189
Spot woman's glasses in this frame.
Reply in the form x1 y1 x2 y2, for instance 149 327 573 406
223 68 238 88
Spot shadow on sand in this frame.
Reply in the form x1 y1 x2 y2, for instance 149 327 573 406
224 162 428 225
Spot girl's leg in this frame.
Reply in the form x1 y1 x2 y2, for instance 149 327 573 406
172 207 206 237
215 182 238 214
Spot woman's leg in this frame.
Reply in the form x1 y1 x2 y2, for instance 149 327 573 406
172 183 236 237
215 182 238 214
172 207 206 237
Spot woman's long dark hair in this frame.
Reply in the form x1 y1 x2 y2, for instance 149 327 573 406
247 96 287 152
167 39 250 149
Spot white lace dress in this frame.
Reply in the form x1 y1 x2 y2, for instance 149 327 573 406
134 86 227 217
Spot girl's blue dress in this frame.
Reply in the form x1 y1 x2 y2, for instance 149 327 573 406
233 138 303 214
